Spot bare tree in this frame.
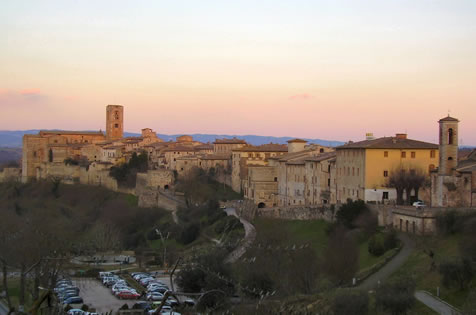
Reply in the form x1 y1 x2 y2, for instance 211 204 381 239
387 167 428 205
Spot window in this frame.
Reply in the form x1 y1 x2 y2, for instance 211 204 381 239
352 167 355 176
448 128 454 144
274 177 277 182
401 151 406 158
448 157 453 161
384 170 389 177
357 168 360 176
383 192 389 199
411 152 416 158
114 123 119 128
320 148 324 153
328 178 331 187
429 164 435 172
430 150 436 158
384 151 388 157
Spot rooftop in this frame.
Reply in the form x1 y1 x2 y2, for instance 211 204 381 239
337 136 438 150
213 137 247 144
439 115 459 122
287 138 307 143
39 130 104 136
232 144 288 152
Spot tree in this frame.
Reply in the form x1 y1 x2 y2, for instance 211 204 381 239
376 276 416 315
333 290 369 315
387 167 428 205
324 225 359 284
336 199 369 229
439 258 473 290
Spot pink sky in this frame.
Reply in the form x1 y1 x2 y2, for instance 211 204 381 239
1 1 476 145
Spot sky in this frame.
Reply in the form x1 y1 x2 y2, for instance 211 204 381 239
1 0 476 145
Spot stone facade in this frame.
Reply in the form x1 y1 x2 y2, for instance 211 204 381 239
431 116 476 208
106 105 124 140
0 167 21 182
231 144 287 193
243 166 278 208
213 138 247 157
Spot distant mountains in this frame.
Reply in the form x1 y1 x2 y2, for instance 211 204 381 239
0 130 345 148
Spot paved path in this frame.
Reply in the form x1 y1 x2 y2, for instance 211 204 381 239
357 233 415 291
224 208 256 264
415 291 461 315
0 300 8 315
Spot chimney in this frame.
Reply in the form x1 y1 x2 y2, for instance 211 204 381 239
365 132 375 140
395 133 407 139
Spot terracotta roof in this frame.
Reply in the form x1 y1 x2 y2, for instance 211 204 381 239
40 130 104 136
336 137 438 150
287 138 307 143
439 115 459 122
232 144 288 152
103 145 125 149
195 144 213 150
304 151 337 162
163 146 197 152
200 154 229 160
213 138 247 144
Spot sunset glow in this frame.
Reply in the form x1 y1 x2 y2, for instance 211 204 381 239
2 1 476 144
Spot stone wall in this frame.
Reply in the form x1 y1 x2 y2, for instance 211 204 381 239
256 205 336 221
0 167 21 183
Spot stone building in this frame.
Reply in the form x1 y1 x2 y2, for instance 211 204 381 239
268 141 334 206
106 105 124 140
213 138 247 157
22 130 106 181
231 144 288 193
431 116 476 207
304 152 337 205
335 134 439 204
243 166 279 208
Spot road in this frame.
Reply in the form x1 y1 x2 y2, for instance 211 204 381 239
415 291 461 315
357 233 415 291
74 278 136 313
224 208 256 263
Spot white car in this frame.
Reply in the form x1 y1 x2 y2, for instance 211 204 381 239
413 201 426 209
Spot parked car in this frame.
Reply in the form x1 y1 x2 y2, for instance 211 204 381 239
413 201 426 209
148 287 168 294
183 298 195 306
146 292 164 301
67 309 85 315
132 302 152 311
63 296 83 305
117 291 141 300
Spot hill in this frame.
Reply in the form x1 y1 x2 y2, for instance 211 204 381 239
0 130 344 147
0 147 22 165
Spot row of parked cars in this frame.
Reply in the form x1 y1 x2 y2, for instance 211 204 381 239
130 272 193 314
99 271 141 300
54 278 84 306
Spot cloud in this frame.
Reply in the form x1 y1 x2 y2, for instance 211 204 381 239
19 88 42 96
0 88 48 106
289 93 311 100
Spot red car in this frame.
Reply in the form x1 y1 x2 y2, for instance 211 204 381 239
117 291 140 300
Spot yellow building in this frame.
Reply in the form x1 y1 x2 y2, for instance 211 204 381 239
336 134 439 204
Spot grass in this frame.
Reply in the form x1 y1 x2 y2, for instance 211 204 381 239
389 233 474 309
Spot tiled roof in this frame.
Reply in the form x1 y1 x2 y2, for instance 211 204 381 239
213 138 247 144
287 138 307 143
195 144 213 150
233 144 288 152
304 151 337 162
439 115 459 122
200 154 229 160
337 137 438 150
163 146 197 152
40 130 104 136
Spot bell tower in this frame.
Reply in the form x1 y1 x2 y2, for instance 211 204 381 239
438 115 459 175
106 105 124 140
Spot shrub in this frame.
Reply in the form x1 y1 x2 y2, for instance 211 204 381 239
384 229 398 250
179 223 200 245
439 258 473 290
214 216 243 234
368 234 385 257
376 276 415 315
333 290 369 315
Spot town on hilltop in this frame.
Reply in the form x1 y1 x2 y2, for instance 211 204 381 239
1 104 475 235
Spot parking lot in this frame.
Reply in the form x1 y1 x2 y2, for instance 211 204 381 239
74 278 136 313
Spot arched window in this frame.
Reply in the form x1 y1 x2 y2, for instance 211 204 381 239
448 128 454 144
448 157 453 161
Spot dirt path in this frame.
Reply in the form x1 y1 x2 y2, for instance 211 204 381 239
357 233 415 291
224 208 256 264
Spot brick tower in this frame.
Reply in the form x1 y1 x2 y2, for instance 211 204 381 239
106 105 124 140
438 115 459 175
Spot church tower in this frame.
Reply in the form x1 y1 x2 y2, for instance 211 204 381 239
106 105 124 140
438 115 459 175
